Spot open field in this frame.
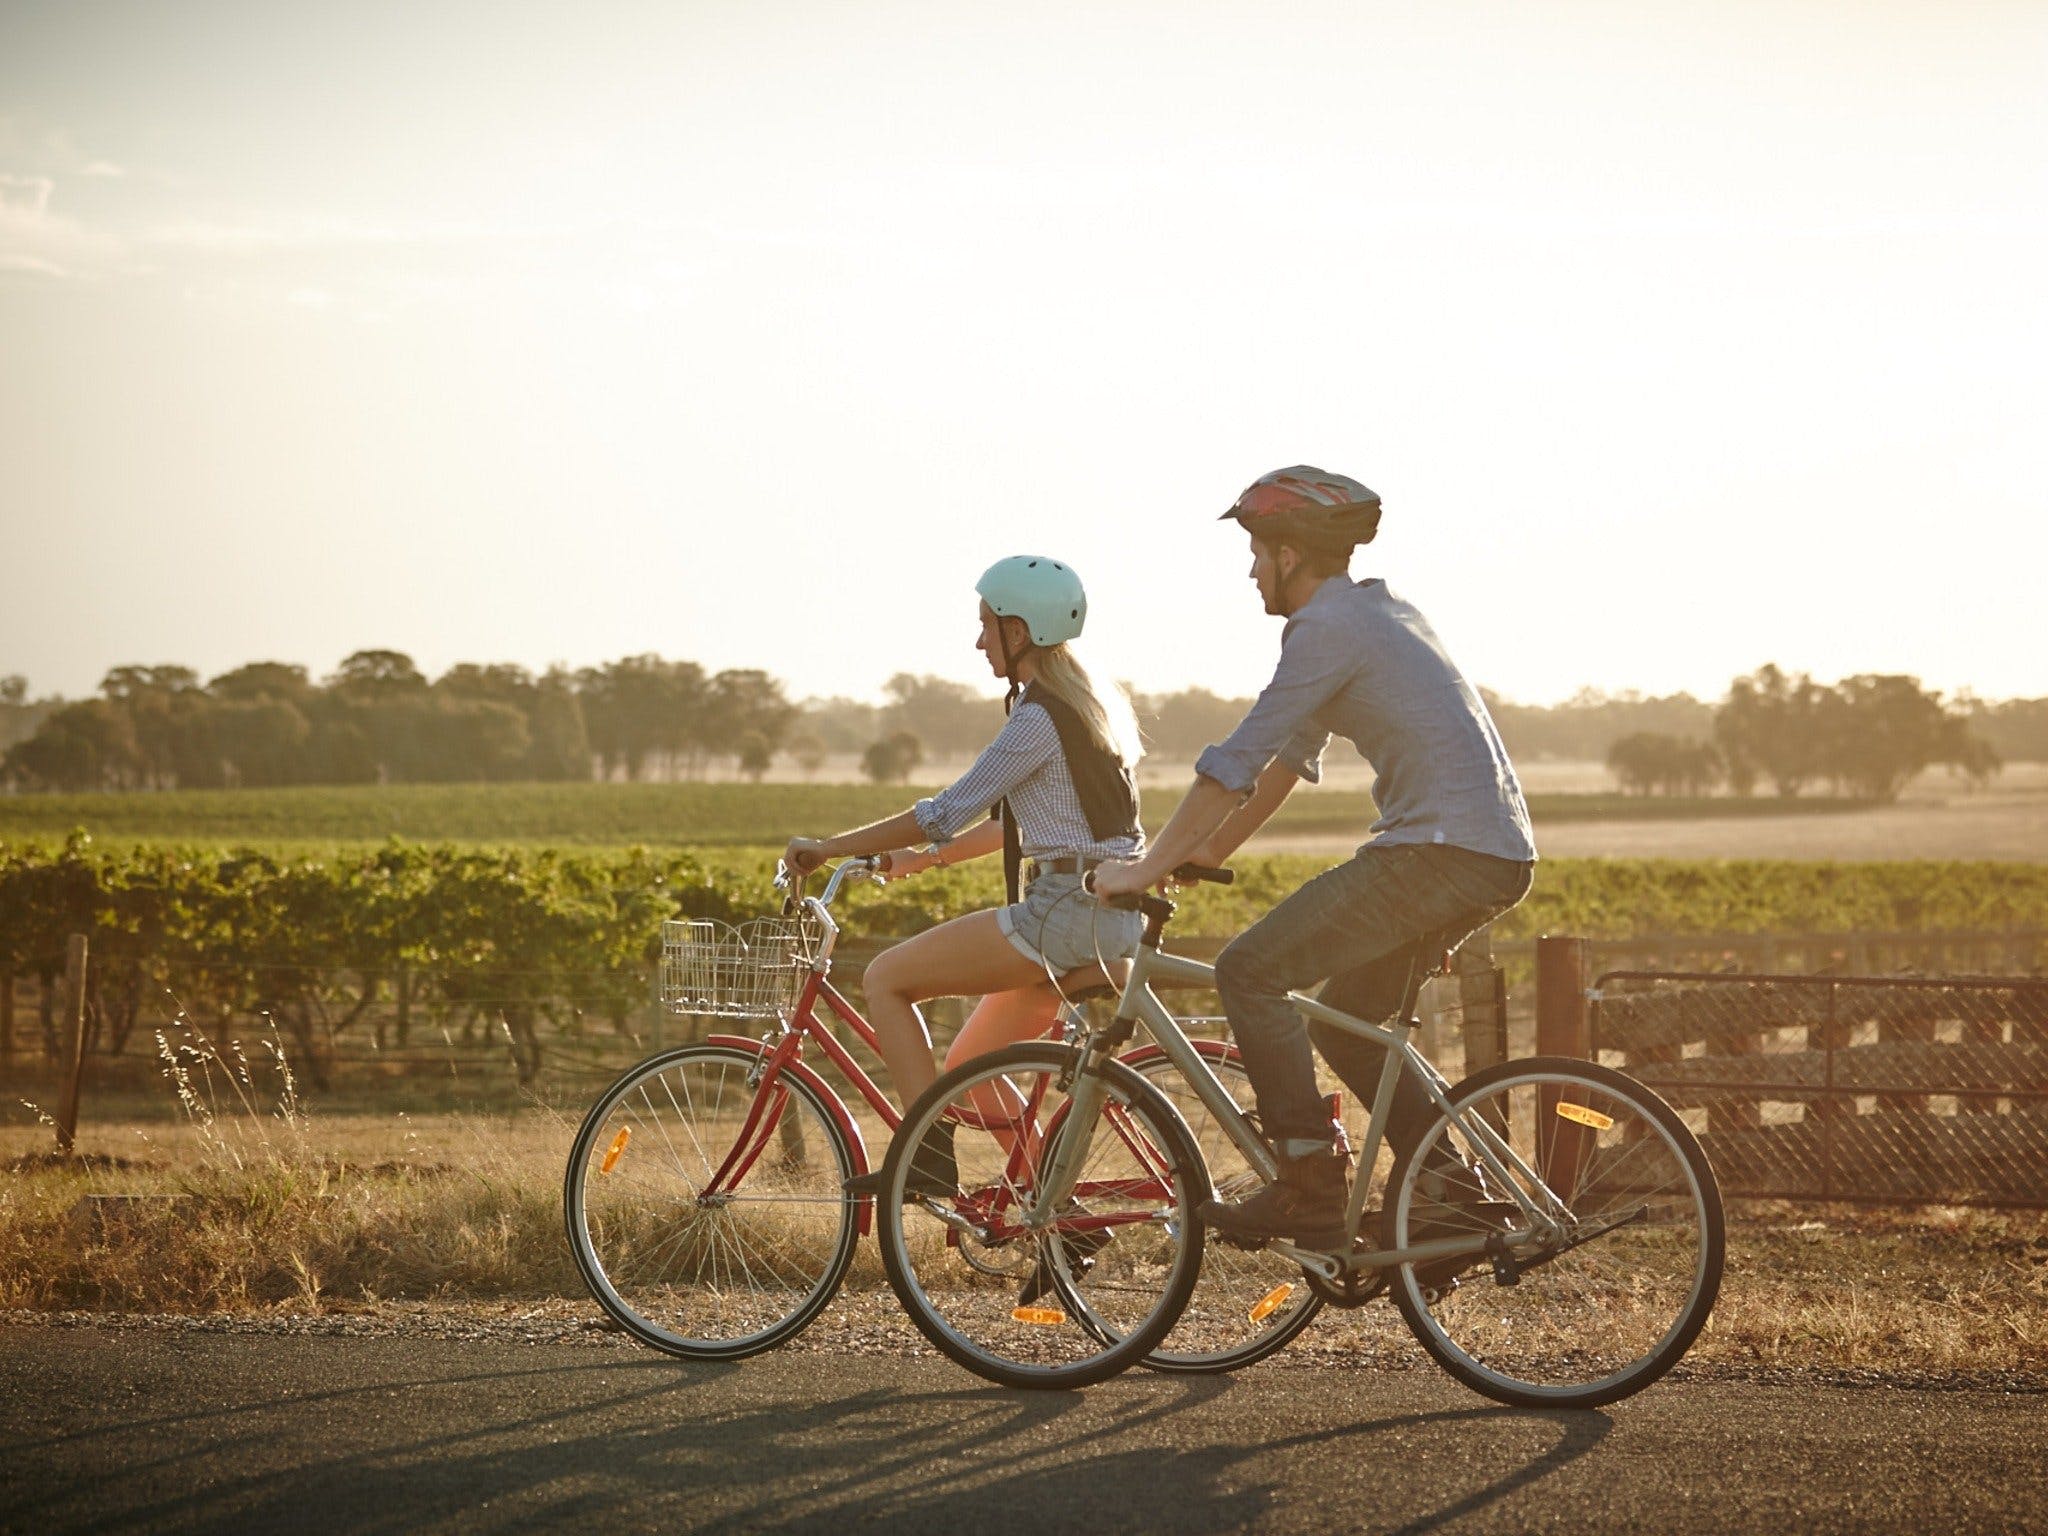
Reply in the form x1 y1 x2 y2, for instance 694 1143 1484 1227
1276 761 2048 864
3 764 2042 861
0 777 1882 852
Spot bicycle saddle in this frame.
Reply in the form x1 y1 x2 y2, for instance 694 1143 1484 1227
1414 930 1463 978
1051 957 1132 1004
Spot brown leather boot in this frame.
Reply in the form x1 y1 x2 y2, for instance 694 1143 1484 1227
1200 1150 1349 1251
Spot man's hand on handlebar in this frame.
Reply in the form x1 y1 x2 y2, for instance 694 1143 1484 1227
1086 858 1148 901
1090 859 1234 903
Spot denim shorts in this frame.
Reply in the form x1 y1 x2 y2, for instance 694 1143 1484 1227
995 870 1145 976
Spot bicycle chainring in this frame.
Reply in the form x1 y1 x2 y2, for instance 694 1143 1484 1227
1302 1241 1389 1309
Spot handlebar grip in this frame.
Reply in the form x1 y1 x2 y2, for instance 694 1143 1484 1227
1091 891 1176 921
1170 863 1235 886
1081 868 1142 910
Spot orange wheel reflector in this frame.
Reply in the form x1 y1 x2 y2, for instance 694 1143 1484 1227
601 1127 631 1173
1248 1283 1296 1323
1555 1103 1614 1131
1011 1306 1066 1327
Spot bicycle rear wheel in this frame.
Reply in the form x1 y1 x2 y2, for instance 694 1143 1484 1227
1385 1056 1724 1408
875 1043 1207 1390
564 1043 859 1360
1124 1044 1324 1372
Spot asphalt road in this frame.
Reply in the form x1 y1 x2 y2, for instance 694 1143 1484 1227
2 1324 2044 1535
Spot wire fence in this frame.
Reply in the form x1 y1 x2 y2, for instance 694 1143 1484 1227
1591 970 2048 1208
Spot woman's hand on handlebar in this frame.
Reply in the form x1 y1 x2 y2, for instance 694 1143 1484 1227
881 845 943 880
781 837 828 878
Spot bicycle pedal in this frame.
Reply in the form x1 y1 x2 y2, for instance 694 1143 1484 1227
1217 1231 1271 1252
1486 1232 1522 1287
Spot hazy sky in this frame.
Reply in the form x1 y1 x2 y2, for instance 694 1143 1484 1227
3 0 2044 708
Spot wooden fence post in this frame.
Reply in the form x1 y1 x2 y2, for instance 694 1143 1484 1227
1457 926 1507 1076
1535 937 1590 1060
56 934 89 1155
1534 936 1591 1192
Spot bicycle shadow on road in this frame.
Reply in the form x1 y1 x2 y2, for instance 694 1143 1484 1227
5 1351 733 1533
765 1389 1613 1536
10 1347 1610 1535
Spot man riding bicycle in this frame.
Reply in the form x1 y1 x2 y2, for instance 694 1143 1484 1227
1093 466 1537 1252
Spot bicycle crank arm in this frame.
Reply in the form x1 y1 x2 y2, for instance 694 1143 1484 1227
916 1199 992 1244
1266 1241 1346 1282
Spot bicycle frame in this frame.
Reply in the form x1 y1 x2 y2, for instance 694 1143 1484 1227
1036 935 1575 1282
682 860 905 1236
691 857 1127 1238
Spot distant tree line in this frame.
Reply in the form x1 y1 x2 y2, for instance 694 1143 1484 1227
1961 695 2048 768
0 656 2036 795
1607 665 1999 802
0 654 795 792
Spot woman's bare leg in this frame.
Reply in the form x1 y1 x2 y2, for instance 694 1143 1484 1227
859 910 1047 1109
947 985 1066 1164
944 985 1063 1071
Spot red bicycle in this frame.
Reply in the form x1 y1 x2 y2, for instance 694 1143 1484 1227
563 856 1291 1369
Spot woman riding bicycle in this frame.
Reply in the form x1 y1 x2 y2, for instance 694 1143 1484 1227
782 555 1147 1195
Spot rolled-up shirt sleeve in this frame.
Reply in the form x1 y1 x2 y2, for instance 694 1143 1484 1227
1278 722 1331 785
913 704 1061 843
1193 610 1354 795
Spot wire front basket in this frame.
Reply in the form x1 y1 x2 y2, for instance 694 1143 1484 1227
660 914 825 1020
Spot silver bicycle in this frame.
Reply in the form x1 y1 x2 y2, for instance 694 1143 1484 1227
873 873 1725 1404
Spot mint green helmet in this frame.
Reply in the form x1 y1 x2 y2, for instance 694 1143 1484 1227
975 556 1087 647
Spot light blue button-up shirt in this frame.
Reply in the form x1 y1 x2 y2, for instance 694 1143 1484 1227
1194 577 1537 863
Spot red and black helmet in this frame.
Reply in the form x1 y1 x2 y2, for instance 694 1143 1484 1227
1220 465 1382 556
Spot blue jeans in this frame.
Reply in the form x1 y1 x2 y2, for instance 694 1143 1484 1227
1212 842 1535 1158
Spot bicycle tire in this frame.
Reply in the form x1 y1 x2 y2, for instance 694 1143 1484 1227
875 1042 1208 1390
564 1042 860 1360
1383 1056 1725 1408
1122 1044 1325 1373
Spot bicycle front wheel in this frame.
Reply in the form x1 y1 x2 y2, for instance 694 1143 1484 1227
1385 1056 1724 1408
876 1043 1208 1390
564 1043 859 1360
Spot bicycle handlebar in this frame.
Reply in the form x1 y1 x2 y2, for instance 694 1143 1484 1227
776 854 887 911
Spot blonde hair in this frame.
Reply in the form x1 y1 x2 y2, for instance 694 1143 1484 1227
1029 643 1144 769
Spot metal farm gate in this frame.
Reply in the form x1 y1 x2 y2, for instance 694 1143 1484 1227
1588 971 2048 1208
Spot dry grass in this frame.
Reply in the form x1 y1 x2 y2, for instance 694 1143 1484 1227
2 1023 583 1313
1699 1204 2048 1373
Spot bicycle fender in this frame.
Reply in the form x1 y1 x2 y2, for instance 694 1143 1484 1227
1114 1038 1241 1074
705 1033 877 1237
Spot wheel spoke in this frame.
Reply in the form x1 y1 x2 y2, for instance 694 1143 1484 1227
1390 1062 1724 1408
878 1046 1205 1389
567 1045 858 1359
1129 1051 1328 1373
